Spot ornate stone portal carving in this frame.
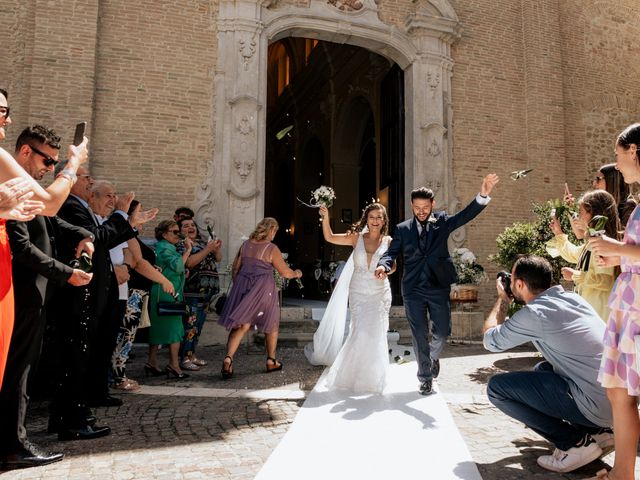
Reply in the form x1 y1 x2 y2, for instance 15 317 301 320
327 0 364 12
194 0 461 265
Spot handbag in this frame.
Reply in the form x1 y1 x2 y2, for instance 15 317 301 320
139 293 151 329
156 289 190 316
214 293 227 315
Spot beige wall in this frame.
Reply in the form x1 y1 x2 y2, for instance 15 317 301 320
1 0 639 313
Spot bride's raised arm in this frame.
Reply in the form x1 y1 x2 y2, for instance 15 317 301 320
0 139 88 216
318 205 357 247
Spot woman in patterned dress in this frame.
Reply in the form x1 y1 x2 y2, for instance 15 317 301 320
589 123 640 480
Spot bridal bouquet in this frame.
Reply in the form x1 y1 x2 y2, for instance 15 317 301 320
298 185 336 209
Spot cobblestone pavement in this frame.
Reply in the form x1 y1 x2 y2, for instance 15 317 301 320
2 339 638 479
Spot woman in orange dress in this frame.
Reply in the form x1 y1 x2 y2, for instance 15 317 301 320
0 87 88 389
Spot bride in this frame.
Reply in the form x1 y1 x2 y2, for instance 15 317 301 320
306 203 395 394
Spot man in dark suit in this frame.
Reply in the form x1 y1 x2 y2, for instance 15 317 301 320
0 125 95 470
376 173 499 395
48 163 137 439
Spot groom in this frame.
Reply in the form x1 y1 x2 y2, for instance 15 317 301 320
375 173 499 395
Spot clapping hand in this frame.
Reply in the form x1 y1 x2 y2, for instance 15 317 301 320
0 177 43 220
480 173 499 197
115 191 135 213
130 207 158 228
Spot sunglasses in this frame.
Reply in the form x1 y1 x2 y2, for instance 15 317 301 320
28 144 59 167
0 106 9 118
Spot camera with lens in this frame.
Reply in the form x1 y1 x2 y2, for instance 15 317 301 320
496 271 512 297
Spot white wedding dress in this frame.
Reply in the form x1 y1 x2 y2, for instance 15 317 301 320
324 235 392 394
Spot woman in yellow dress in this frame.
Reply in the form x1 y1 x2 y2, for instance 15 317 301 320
546 189 621 321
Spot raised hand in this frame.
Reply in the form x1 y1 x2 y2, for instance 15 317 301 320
563 183 575 206
0 177 34 215
66 137 89 167
4 199 45 221
115 191 135 213
480 173 499 196
549 216 563 236
589 235 623 258
319 205 329 220
130 207 158 227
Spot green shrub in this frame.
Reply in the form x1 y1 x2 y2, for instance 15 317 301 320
488 200 578 284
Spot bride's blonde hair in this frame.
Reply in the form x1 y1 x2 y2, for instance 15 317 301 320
250 217 279 241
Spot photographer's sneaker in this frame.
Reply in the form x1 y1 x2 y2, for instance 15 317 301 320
536 436 602 473
592 429 615 456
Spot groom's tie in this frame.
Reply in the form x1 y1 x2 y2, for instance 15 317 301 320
419 221 428 251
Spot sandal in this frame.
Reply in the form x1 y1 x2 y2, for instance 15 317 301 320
181 360 201 371
191 358 208 366
266 356 283 373
221 355 234 379
112 378 141 391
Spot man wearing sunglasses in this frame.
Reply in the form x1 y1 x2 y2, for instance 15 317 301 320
1 125 95 470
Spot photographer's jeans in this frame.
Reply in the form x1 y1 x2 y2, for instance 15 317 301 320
487 362 601 450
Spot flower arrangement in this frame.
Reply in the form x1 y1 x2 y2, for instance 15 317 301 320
452 247 487 285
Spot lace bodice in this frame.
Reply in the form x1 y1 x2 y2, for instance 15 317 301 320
353 234 391 274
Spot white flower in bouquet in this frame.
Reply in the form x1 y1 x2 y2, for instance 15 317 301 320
311 185 336 208
298 185 336 209
452 247 486 285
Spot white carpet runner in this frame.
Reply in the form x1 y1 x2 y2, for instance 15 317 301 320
255 362 482 480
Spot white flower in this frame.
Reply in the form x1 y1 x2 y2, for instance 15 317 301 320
427 215 438 224
460 251 476 264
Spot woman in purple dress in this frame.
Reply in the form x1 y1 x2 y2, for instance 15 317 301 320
218 217 302 379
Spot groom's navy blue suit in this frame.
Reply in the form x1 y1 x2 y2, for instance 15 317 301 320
378 195 489 382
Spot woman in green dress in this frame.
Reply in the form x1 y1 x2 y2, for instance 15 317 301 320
145 219 193 379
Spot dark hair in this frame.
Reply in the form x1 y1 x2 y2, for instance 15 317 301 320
155 219 177 241
174 206 194 218
128 199 140 216
512 255 553 294
15 124 61 152
578 190 622 240
0 88 7 100
616 123 640 150
410 187 434 202
598 163 630 206
352 203 389 236
178 216 200 238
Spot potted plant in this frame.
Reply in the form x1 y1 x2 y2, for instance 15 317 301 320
450 247 487 302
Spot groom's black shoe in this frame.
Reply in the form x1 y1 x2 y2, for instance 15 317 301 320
419 380 433 395
431 358 440 379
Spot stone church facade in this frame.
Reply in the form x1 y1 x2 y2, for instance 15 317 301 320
0 0 638 310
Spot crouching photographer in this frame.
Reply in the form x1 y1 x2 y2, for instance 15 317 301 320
483 255 613 474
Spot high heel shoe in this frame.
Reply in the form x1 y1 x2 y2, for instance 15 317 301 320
165 365 189 379
221 355 233 379
144 363 164 377
266 356 283 373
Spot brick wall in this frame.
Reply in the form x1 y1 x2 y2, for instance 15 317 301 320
1 0 638 314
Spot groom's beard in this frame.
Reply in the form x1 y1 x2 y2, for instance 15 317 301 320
511 292 525 306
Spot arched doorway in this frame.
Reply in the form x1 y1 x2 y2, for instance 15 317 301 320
265 38 404 299
193 0 463 297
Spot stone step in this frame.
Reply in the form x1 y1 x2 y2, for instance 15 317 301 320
272 306 485 347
